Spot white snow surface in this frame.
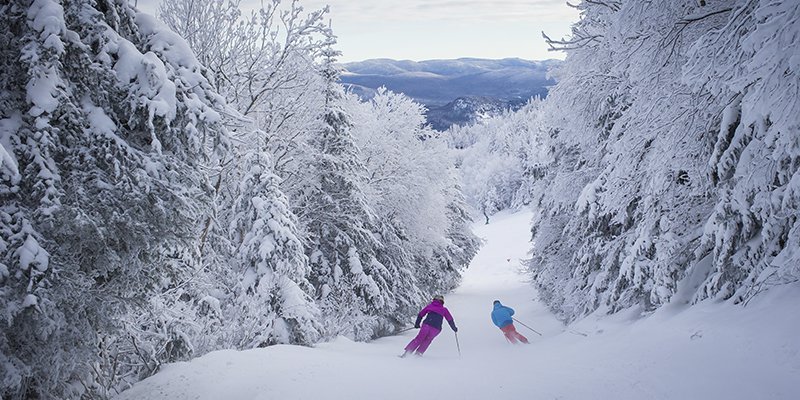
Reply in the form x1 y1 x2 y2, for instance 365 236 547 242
114 209 800 400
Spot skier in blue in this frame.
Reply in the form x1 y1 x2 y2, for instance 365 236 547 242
491 300 529 344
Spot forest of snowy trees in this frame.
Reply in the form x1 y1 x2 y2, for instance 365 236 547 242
1 0 798 398
452 0 800 322
0 0 479 398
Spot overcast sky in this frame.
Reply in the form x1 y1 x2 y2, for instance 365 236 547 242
132 0 579 63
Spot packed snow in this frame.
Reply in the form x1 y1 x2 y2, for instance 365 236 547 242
113 209 800 399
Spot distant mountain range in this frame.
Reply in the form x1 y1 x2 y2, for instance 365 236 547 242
424 95 528 132
338 58 560 130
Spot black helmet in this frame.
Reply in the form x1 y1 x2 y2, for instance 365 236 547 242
433 295 444 304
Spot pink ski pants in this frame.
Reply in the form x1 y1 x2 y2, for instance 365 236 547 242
404 324 441 354
501 324 529 344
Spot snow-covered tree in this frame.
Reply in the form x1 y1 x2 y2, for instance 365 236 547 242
521 0 745 320
474 0 800 322
682 0 800 301
293 50 401 340
157 0 333 180
0 1 227 397
225 151 321 347
154 0 327 352
449 0 798 324
0 0 480 396
348 88 480 299
156 0 482 340
448 99 550 214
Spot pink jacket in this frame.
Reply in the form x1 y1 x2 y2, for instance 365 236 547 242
415 300 456 331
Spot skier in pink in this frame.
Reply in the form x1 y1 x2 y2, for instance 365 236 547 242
400 295 458 357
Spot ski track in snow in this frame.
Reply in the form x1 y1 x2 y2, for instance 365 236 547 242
114 209 800 400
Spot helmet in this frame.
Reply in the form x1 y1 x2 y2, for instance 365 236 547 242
433 295 444 304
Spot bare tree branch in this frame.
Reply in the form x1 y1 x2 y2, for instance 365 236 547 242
659 7 733 66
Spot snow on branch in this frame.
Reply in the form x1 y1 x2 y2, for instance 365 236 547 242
542 29 603 52
659 7 733 66
583 0 621 12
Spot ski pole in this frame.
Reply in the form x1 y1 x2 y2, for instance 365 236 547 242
454 331 461 357
512 317 542 336
396 326 415 334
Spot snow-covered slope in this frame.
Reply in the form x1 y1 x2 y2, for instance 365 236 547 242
113 210 800 400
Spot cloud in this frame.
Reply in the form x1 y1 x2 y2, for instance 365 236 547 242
135 0 578 25
300 0 578 24
130 0 577 62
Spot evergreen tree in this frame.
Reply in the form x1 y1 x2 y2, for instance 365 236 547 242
295 48 399 340
226 151 321 347
0 1 227 397
151 0 327 354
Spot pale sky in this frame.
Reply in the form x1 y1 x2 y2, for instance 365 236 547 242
132 0 579 63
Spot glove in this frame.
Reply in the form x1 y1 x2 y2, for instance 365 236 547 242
448 319 458 332
414 324 420 329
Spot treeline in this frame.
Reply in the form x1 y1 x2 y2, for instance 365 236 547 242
0 0 479 398
451 0 799 322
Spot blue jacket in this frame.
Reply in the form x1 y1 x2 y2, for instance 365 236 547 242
491 302 514 329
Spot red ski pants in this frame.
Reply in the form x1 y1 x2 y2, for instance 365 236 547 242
405 324 441 354
501 324 529 344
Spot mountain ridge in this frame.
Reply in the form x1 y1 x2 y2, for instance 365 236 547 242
339 57 559 105
425 95 528 132
338 58 559 130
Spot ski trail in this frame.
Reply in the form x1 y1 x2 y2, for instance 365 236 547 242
114 208 800 399
446 209 561 353
115 209 560 400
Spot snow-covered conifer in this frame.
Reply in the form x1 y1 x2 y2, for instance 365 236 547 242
294 49 401 340
226 151 321 347
0 1 227 396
